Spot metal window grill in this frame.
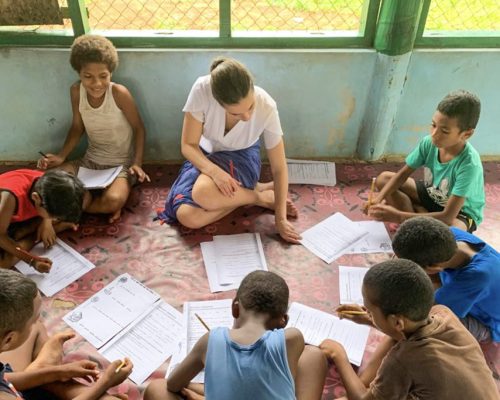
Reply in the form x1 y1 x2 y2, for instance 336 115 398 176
7 0 73 32
425 0 500 32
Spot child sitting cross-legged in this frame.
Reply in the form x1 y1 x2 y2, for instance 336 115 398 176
0 269 133 400
144 270 328 400
320 259 498 400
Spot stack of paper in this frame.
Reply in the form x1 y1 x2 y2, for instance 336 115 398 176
166 299 234 382
15 239 95 297
77 166 122 189
286 158 336 186
287 302 370 366
300 213 369 263
202 233 268 293
63 273 183 385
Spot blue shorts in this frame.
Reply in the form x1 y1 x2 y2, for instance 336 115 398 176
158 143 261 224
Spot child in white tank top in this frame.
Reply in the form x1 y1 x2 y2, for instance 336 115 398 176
37 34 149 224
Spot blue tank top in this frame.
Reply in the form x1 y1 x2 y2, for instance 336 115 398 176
204 327 295 400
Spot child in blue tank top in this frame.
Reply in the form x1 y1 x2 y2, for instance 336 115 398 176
144 271 327 400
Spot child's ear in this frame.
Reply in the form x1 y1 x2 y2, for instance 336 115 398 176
0 331 18 352
389 314 406 339
462 128 474 140
426 265 443 275
31 192 42 206
278 314 289 329
231 299 240 319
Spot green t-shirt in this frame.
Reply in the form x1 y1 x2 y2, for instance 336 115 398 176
405 135 485 225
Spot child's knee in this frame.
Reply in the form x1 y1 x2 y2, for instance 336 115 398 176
144 379 168 400
375 171 394 190
103 191 128 211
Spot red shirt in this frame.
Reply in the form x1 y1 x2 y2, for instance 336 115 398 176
0 169 44 223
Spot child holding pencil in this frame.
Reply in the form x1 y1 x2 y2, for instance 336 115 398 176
0 169 84 272
144 271 327 400
321 259 498 400
37 34 150 224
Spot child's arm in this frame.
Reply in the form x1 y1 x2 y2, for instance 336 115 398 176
38 84 84 169
319 340 376 400
0 191 51 272
284 327 305 379
113 84 150 183
371 165 415 206
167 333 209 393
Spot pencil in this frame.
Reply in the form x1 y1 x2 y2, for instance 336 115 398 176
115 359 126 374
15 247 45 262
338 310 368 315
367 177 376 207
195 313 211 331
38 151 48 158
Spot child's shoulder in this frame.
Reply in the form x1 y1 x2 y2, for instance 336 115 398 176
111 83 135 107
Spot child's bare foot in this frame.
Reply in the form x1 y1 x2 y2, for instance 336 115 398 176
26 330 75 369
255 181 274 192
256 190 298 218
54 222 79 234
109 208 122 224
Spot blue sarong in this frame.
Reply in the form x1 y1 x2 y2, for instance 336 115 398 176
158 142 261 224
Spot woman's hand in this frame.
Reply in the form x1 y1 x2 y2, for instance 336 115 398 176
276 219 301 244
37 153 65 170
128 164 150 183
212 169 241 197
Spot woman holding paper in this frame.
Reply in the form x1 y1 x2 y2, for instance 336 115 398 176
158 57 300 243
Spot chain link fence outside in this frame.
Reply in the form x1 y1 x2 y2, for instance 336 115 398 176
425 0 500 32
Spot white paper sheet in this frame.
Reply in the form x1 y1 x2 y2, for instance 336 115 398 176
77 166 122 189
345 221 392 254
288 302 370 366
63 273 160 348
339 266 369 304
286 158 336 186
300 213 369 263
213 233 267 285
15 239 95 297
100 301 183 385
167 299 234 383
201 242 239 293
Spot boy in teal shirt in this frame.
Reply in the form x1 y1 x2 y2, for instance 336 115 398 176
368 90 484 232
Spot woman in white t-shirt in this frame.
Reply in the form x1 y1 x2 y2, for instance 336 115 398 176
158 57 300 243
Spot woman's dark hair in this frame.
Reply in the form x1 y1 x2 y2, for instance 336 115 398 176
210 57 254 105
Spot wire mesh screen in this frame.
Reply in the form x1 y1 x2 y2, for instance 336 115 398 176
87 0 219 31
2 0 72 32
231 0 366 33
425 0 500 32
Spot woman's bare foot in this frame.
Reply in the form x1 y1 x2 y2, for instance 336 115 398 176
255 181 274 192
256 190 298 218
109 208 122 224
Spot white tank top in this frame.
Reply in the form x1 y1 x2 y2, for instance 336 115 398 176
79 82 134 166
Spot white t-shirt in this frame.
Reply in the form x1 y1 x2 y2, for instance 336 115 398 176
182 75 283 152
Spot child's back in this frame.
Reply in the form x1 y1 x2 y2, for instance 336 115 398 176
371 305 498 399
204 327 295 400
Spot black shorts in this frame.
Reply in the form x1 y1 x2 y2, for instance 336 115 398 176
416 181 477 233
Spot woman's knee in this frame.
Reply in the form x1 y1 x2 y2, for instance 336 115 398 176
176 207 207 230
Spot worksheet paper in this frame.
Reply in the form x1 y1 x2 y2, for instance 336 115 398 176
210 233 268 286
201 241 239 293
166 299 234 383
300 213 369 263
77 166 122 189
339 266 369 304
286 158 336 186
288 302 370 366
63 273 160 348
345 221 392 254
15 239 95 297
100 301 183 385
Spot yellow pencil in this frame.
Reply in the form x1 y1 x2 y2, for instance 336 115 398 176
367 177 376 207
339 311 368 315
115 359 126 374
195 313 211 331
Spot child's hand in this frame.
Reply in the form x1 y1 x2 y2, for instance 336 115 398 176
181 387 205 400
99 359 133 389
368 204 401 223
336 304 373 326
319 339 348 362
128 165 151 183
33 258 53 273
57 360 99 382
37 153 65 170
37 220 57 248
